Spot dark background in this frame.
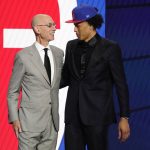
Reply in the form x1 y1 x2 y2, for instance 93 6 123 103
106 1 150 150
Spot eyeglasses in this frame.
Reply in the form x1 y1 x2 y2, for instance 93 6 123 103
37 22 56 28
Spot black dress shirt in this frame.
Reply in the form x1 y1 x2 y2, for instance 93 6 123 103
74 34 100 79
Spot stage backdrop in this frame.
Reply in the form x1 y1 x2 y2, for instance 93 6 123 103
106 0 150 150
0 0 105 150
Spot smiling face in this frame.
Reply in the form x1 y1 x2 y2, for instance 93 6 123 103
74 21 96 42
32 14 56 46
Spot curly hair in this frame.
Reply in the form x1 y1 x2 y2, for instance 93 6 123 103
86 14 104 29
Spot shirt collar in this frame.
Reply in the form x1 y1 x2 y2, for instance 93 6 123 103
88 33 101 47
35 41 50 51
78 33 101 48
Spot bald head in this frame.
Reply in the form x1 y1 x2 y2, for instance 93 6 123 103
31 14 56 46
31 14 52 27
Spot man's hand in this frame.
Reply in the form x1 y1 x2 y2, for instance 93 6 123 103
12 120 22 138
118 117 130 142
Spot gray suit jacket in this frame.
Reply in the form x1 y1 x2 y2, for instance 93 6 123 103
8 44 64 132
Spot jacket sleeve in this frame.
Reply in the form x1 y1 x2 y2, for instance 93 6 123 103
7 53 25 123
108 43 130 118
60 42 71 88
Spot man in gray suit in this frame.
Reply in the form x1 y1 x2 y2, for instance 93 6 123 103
7 14 64 150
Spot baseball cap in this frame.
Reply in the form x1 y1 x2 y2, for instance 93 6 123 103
65 5 98 23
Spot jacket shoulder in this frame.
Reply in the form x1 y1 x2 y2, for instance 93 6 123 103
50 45 63 52
50 45 64 55
101 37 118 47
67 39 79 46
50 45 64 59
100 38 122 58
15 45 33 57
100 38 121 54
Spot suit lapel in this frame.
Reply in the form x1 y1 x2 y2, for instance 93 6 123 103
29 45 50 85
86 38 106 72
70 41 80 79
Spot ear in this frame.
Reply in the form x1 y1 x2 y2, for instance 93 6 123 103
90 25 94 31
33 26 40 34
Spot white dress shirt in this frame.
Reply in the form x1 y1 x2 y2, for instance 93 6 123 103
35 42 54 83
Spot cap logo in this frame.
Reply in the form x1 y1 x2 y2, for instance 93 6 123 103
86 15 90 18
65 5 98 23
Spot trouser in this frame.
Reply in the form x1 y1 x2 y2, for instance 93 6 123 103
18 115 57 150
65 123 108 150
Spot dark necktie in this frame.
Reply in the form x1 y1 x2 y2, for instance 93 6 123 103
80 42 89 78
43 48 51 84
80 49 87 78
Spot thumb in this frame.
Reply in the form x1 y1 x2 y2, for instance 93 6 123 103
18 123 22 133
118 128 121 140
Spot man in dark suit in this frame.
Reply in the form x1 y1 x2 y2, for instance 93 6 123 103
60 5 130 150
